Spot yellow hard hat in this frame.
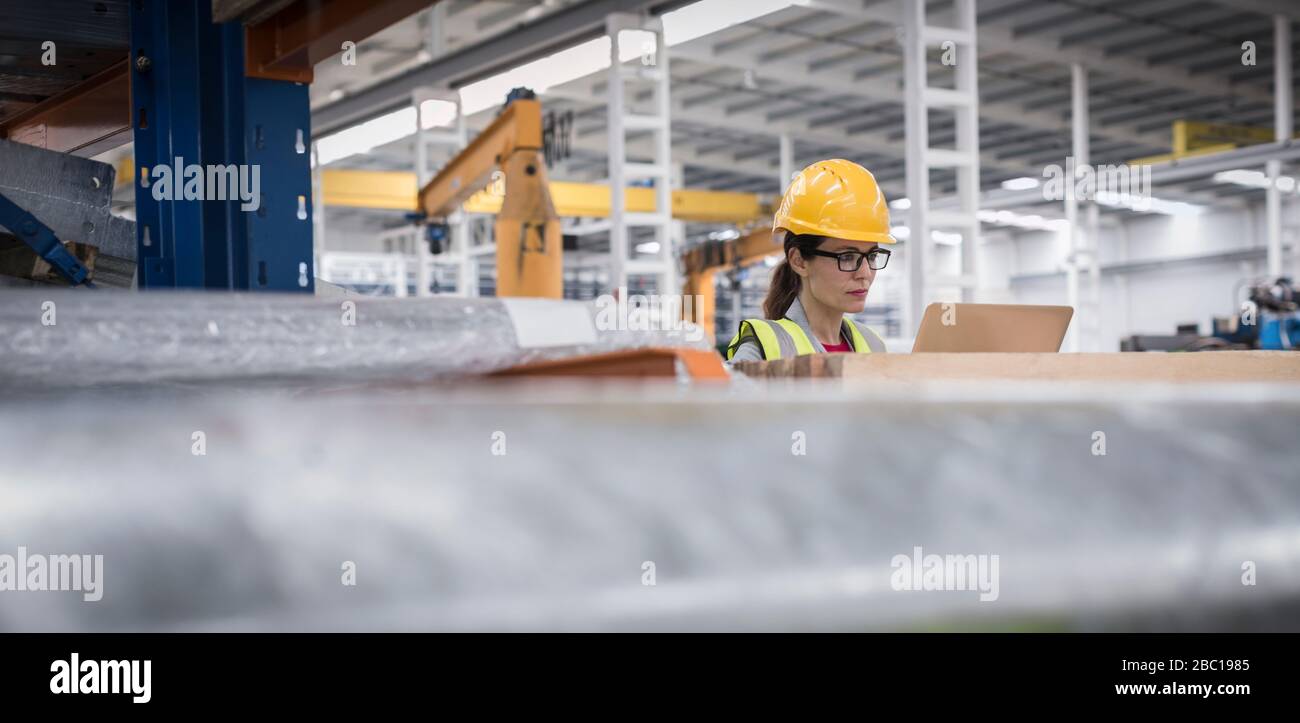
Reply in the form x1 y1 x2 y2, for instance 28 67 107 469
773 159 896 244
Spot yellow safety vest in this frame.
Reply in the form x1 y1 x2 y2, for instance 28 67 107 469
726 317 885 360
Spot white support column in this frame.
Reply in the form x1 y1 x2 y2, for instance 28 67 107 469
311 142 325 281
652 21 676 297
413 86 471 297
731 268 742 331
670 161 686 299
392 255 409 298
606 20 629 295
779 133 794 194
1268 14 1292 279
1086 202 1101 349
453 104 475 297
902 0 929 334
953 0 981 306
415 0 466 294
426 2 448 58
413 92 433 298
607 13 675 296
1065 62 1097 353
902 0 981 334
1267 161 1282 277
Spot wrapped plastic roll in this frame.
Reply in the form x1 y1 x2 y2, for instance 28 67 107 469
0 289 713 393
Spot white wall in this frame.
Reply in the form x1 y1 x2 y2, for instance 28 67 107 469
317 208 413 253
980 200 1297 351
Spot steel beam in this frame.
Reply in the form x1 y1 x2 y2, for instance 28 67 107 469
671 32 1170 153
212 0 298 24
545 82 1041 180
947 141 1300 215
311 0 696 138
1203 0 1300 21
0 61 132 157
243 0 438 83
808 0 1281 111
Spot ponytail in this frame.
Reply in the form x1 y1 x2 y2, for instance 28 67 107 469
762 232 826 319
763 262 801 320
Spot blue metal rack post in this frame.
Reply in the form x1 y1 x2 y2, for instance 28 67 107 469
129 0 314 292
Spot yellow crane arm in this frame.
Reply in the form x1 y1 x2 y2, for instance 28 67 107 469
681 228 782 343
417 97 561 298
418 98 544 218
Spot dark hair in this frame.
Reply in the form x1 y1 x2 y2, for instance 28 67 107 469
763 233 826 319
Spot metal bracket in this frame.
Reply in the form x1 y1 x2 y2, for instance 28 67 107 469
0 139 136 262
0 190 92 286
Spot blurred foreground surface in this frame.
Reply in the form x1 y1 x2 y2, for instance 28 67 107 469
2 380 1298 632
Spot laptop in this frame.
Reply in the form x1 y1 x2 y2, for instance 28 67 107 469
911 303 1074 353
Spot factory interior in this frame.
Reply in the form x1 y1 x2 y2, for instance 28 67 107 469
2 0 1300 636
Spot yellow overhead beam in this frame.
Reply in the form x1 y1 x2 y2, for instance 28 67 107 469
1129 120 1299 165
1128 143 1237 166
322 169 420 211
115 161 767 224
1175 120 1279 152
321 168 769 224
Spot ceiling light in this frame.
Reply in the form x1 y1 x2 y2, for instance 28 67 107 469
975 209 1068 232
1214 168 1298 193
1094 191 1203 216
1001 176 1040 191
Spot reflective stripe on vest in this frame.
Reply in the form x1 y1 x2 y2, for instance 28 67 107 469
776 317 882 355
774 318 816 355
726 319 790 360
728 317 885 359
843 318 887 353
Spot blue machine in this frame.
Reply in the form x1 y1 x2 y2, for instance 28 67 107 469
1250 277 1299 350
1258 314 1300 350
128 0 313 292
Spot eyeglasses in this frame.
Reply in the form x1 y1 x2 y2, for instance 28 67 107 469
805 247 891 272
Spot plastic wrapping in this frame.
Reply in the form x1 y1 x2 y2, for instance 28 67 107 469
1 382 1298 631
0 289 714 393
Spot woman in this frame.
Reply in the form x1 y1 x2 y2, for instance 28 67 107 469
726 159 896 362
